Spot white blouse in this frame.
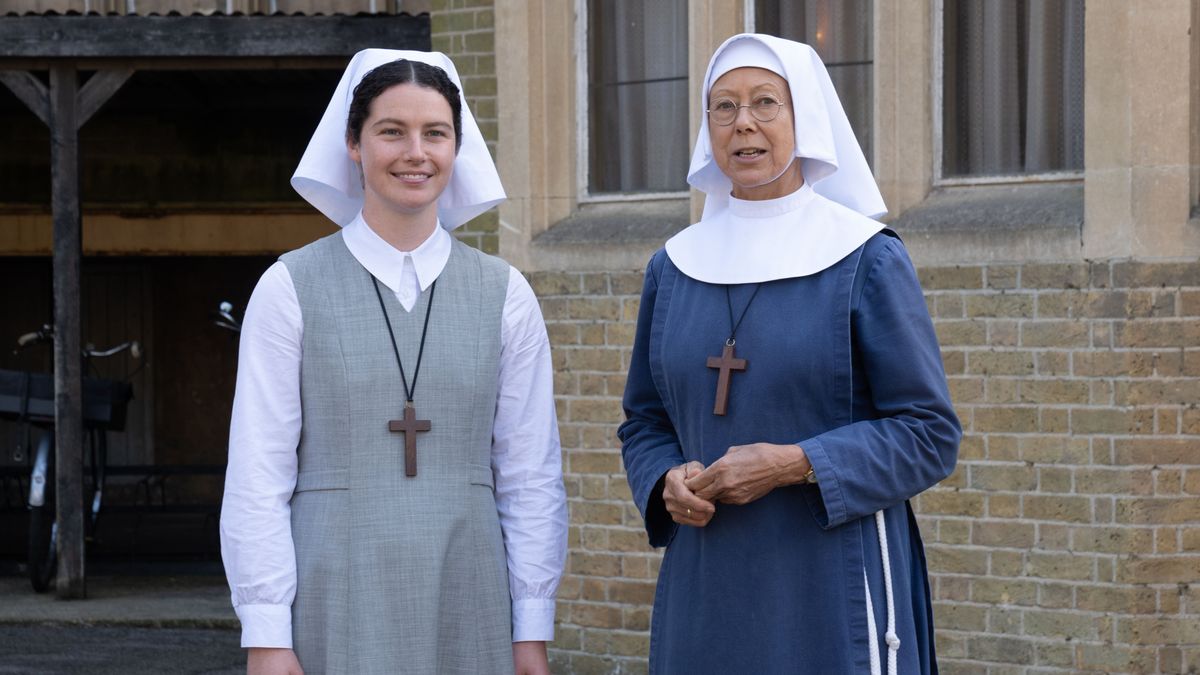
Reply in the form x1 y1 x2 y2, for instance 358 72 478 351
220 215 568 648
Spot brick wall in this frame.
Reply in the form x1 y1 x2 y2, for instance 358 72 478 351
532 261 1200 675
529 269 654 675
431 0 500 254
919 261 1200 674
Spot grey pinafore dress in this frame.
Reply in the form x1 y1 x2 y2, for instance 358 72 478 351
281 232 513 674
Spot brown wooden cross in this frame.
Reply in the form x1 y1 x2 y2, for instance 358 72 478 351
388 404 432 477
706 342 747 416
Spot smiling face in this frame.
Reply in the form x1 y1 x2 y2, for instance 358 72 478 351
347 82 457 222
707 66 803 200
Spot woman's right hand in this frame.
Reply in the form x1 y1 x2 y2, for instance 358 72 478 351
663 461 716 527
247 648 304 675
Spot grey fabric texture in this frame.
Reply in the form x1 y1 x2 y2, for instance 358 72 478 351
281 232 512 675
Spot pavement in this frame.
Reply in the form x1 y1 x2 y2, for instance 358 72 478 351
0 567 245 674
0 625 242 675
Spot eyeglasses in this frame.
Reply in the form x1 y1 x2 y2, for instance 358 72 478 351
706 99 787 126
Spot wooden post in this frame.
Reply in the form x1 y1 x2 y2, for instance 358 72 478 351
49 64 86 599
1 65 133 599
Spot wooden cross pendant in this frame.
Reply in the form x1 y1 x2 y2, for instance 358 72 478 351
706 342 747 416
388 404 432 477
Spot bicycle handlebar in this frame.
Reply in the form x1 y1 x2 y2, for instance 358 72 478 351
214 300 242 334
14 326 141 360
85 341 141 360
14 326 51 352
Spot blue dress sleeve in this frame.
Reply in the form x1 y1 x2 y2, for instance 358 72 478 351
801 236 961 529
618 252 686 547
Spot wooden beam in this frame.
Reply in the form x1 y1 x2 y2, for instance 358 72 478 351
0 57 349 72
77 68 133 129
0 15 430 59
0 70 50 126
0 67 132 130
0 210 337 255
49 64 86 600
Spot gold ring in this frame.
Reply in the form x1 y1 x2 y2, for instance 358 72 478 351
687 507 692 517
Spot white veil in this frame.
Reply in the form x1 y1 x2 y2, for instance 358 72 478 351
291 48 505 230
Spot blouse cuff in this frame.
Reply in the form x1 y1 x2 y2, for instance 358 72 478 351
798 437 846 529
512 598 557 642
235 603 293 649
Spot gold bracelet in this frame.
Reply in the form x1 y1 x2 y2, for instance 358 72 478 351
802 466 818 484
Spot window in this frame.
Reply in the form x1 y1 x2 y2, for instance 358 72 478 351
754 0 874 168
584 0 689 196
941 0 1084 179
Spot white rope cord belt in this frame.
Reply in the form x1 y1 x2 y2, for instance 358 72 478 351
864 509 899 675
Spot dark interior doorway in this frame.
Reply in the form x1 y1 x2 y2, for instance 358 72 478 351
0 255 274 564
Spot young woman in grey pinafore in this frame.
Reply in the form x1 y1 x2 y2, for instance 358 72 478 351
220 50 568 675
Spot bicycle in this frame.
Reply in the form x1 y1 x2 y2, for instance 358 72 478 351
0 325 139 592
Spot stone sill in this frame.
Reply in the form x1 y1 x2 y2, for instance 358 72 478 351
892 182 1084 266
525 198 690 272
516 183 1094 271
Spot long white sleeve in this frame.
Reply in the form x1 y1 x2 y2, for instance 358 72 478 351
220 261 303 648
493 269 568 642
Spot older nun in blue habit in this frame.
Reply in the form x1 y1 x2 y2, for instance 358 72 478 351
619 34 961 674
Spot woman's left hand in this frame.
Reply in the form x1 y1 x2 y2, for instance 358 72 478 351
684 443 810 505
512 641 550 675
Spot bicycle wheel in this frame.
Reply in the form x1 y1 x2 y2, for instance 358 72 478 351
28 432 57 593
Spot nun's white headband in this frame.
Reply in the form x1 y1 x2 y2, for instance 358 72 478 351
687 34 886 219
291 48 505 230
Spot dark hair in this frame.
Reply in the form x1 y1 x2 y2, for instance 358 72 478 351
345 59 464 151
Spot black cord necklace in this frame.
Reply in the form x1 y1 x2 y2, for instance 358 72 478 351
705 284 761 416
725 284 762 345
372 275 437 477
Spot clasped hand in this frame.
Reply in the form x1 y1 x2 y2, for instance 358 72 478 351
663 443 810 528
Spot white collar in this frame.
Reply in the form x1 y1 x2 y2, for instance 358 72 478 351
341 212 451 294
727 182 816 217
664 184 884 284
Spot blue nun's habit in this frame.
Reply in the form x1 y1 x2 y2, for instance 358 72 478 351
618 34 961 675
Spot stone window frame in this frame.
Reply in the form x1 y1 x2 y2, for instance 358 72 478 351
883 0 1200 265
494 2 744 273
573 0 692 203
497 1 902 273
497 0 888 275
930 0 1087 188
1193 5 1200 219
874 0 1087 265
494 0 1200 269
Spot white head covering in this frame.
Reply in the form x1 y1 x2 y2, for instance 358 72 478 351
291 48 505 230
666 34 888 284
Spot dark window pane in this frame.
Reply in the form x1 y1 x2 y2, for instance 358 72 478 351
588 0 689 194
756 0 874 169
943 0 1084 177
